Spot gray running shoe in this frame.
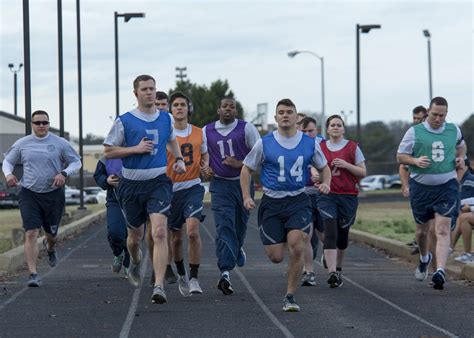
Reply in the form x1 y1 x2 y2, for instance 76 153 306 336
151 285 168 304
47 250 58 267
415 252 432 281
282 294 300 312
127 250 142 287
301 271 317 286
112 252 124 273
217 273 234 295
177 272 190 297
189 278 203 294
165 266 178 284
27 273 42 287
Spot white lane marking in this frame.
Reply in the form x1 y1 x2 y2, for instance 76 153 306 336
0 225 105 312
316 262 459 338
119 250 149 338
201 222 294 338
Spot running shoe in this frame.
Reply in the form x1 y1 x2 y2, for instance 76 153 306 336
127 250 142 287
327 271 343 288
189 278 203 294
123 266 129 278
177 272 190 297
111 252 124 273
27 273 42 287
301 271 317 286
151 285 168 304
47 249 58 267
454 252 473 263
217 273 234 295
282 294 300 312
321 253 327 269
165 265 178 284
415 252 432 281
432 270 446 290
236 247 246 267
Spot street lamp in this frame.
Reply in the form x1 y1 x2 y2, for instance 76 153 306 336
423 29 433 101
114 11 145 118
356 24 381 145
8 63 23 116
287 50 325 137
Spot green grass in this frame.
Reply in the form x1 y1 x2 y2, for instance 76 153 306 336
353 201 416 243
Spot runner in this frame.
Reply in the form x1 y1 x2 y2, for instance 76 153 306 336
241 98 331 311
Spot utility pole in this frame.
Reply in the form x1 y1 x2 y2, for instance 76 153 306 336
176 67 187 82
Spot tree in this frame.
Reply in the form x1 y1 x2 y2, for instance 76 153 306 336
72 133 104 145
169 79 244 127
360 121 398 174
461 114 474 158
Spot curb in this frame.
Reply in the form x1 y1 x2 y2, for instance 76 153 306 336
350 228 473 281
0 209 106 276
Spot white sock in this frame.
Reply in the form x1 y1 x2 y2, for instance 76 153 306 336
420 254 430 263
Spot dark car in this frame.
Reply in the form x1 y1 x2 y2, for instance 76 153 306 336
387 175 402 189
0 181 21 208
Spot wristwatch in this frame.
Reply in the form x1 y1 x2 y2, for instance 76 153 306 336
175 157 184 163
60 171 68 178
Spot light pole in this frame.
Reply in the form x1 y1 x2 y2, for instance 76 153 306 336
423 29 433 101
8 63 23 116
114 11 145 118
356 24 381 145
176 66 187 82
287 50 325 137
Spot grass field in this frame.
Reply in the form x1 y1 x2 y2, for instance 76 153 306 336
0 204 105 253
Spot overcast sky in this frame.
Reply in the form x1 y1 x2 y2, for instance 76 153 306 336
0 0 472 138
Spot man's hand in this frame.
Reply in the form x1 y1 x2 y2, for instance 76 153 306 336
455 157 464 169
6 174 18 187
461 204 471 213
173 159 186 174
316 182 330 194
107 174 120 188
200 160 214 180
310 167 320 183
402 185 410 198
135 137 154 154
243 197 256 210
51 173 66 188
222 156 241 169
415 156 431 168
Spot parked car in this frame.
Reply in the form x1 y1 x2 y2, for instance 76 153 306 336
359 175 390 191
96 190 107 204
0 181 20 208
386 175 402 189
65 186 86 205
83 187 104 204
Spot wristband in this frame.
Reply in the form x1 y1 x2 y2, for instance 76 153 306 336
175 157 184 163
60 171 68 178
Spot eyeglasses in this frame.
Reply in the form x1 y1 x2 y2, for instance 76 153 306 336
32 121 50 126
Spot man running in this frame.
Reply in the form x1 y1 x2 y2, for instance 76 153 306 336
104 75 186 304
166 92 210 296
397 96 466 290
203 97 260 295
2 110 81 286
241 99 331 312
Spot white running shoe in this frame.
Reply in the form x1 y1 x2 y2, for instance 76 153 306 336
189 278 203 294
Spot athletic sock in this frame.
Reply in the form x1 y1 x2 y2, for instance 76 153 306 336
336 267 342 272
221 270 230 278
190 264 199 279
420 254 430 263
436 268 445 274
175 260 186 276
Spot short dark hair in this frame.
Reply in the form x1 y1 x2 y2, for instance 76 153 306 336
412 105 427 116
155 91 168 100
133 75 155 90
31 110 49 119
219 97 236 107
169 91 190 106
276 98 296 111
429 96 448 109
326 114 344 129
300 116 317 129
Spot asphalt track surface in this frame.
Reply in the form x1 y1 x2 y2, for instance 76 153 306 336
0 203 473 337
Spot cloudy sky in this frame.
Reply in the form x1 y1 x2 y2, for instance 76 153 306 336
0 0 472 138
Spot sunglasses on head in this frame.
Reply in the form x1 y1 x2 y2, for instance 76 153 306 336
32 121 50 126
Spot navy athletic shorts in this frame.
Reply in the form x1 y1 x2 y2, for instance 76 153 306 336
257 193 312 245
117 174 172 229
19 187 65 236
317 193 358 229
168 184 205 231
308 193 324 233
409 178 459 230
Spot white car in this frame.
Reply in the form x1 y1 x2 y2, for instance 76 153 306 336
359 175 390 191
96 190 107 204
65 186 86 205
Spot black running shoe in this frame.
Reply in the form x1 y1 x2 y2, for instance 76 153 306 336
217 273 234 295
282 294 300 312
327 271 343 288
415 252 432 281
47 249 58 267
432 270 446 290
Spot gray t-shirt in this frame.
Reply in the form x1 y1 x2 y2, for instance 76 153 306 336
2 133 82 193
